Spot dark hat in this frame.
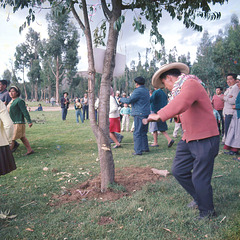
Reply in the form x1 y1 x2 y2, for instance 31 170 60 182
0 80 8 86
134 76 145 85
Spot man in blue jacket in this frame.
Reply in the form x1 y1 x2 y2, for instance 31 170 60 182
120 76 150 155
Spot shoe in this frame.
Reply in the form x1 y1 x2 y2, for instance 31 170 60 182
168 139 174 148
132 152 142 156
224 151 237 155
150 144 159 147
113 145 121 149
142 149 150 152
195 210 216 221
187 200 198 209
232 157 240 162
24 150 34 156
11 142 20 153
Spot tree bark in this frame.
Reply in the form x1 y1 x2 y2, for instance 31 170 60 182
55 56 60 103
71 0 121 192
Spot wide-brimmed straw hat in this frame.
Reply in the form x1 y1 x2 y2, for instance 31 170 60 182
152 62 190 89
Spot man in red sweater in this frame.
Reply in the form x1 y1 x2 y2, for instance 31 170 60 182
143 63 219 220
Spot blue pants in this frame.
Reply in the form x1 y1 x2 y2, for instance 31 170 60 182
83 105 89 120
75 110 84 123
133 115 149 154
172 136 219 216
62 108 68 120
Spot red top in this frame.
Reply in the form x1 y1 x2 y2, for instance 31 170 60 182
157 78 219 142
212 94 224 110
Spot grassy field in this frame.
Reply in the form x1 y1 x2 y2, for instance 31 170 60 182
0 103 239 240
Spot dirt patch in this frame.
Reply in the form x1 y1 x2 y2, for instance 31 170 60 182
51 167 166 206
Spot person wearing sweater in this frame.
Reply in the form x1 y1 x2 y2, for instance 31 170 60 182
143 62 219 220
0 100 16 175
212 87 224 135
224 78 240 156
8 86 34 156
109 87 121 148
223 74 240 140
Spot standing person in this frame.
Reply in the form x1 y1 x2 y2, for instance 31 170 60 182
8 86 34 156
223 74 239 142
212 87 224 135
109 87 121 148
120 103 131 132
149 88 174 148
50 96 56 107
0 80 11 106
82 93 89 120
60 92 70 121
74 98 84 124
224 78 240 156
143 63 219 220
0 100 16 175
120 76 150 155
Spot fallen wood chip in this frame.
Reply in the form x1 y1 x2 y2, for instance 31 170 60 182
213 175 223 178
151 168 170 177
220 216 226 223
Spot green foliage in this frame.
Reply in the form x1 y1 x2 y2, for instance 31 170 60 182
192 14 240 94
93 20 107 47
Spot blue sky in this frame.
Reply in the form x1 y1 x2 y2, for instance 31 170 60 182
0 0 239 78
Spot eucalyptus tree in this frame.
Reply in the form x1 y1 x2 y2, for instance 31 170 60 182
1 0 228 192
14 43 30 100
212 14 240 79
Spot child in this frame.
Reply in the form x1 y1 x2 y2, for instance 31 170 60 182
120 103 131 132
213 107 221 134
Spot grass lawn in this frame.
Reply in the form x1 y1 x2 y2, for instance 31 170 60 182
0 104 239 239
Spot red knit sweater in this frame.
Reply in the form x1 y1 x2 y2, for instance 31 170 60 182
157 78 219 142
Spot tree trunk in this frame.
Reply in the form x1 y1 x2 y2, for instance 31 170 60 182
34 82 38 101
22 67 28 101
71 0 121 192
55 56 60 103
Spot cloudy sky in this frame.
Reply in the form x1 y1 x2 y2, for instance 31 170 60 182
0 0 239 78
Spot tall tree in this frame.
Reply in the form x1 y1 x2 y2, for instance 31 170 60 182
14 43 29 100
25 28 42 100
1 0 228 192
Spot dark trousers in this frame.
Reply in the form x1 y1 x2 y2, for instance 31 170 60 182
133 115 149 154
83 105 89 120
61 108 68 120
172 136 219 215
224 114 233 138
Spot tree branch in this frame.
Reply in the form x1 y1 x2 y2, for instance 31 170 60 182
70 3 85 31
101 0 112 21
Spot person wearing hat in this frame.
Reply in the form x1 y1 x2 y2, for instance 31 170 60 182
61 92 70 121
0 80 11 105
8 86 34 156
143 62 219 220
120 76 150 155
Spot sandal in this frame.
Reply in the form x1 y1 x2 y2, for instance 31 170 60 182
24 150 34 156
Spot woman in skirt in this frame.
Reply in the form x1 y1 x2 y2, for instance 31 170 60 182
8 86 34 156
0 100 16 175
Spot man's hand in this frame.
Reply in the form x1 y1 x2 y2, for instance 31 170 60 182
28 123 33 128
142 113 161 125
